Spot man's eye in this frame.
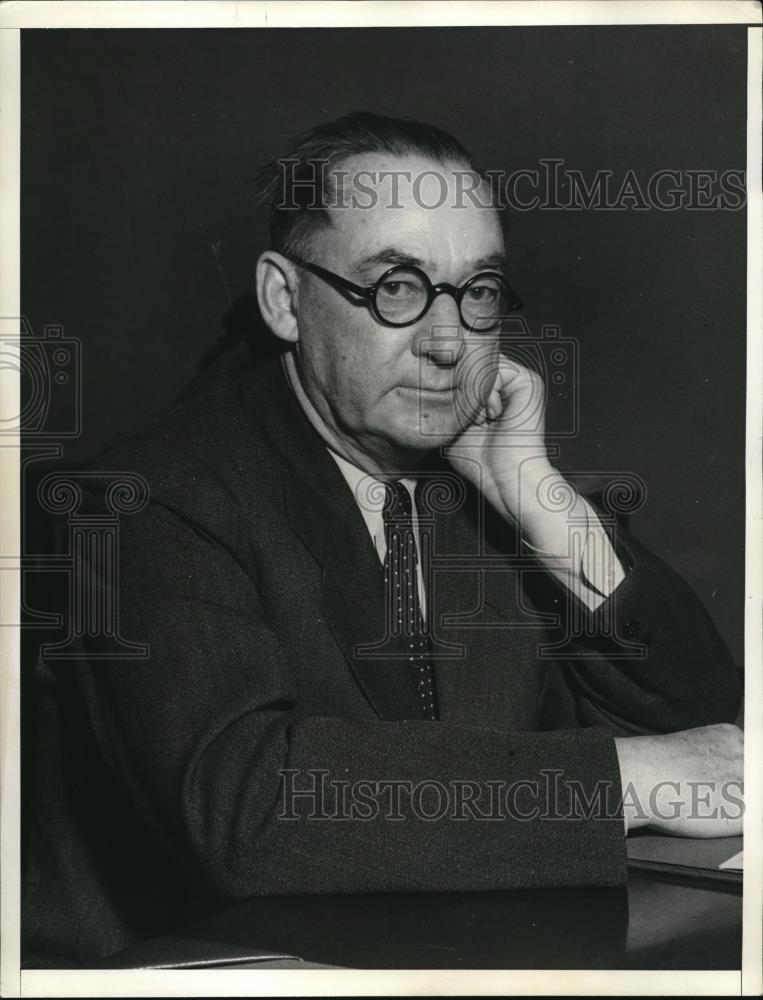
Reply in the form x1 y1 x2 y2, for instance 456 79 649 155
379 280 417 298
465 284 499 302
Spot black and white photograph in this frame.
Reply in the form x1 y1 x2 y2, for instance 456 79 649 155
1 1 761 995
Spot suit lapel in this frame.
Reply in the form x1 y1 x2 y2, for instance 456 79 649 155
244 356 423 720
283 469 424 720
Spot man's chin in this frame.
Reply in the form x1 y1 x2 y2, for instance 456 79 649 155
389 413 464 453
373 392 483 458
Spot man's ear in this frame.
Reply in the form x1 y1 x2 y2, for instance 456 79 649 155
256 251 300 344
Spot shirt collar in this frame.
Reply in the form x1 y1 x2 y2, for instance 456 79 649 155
327 449 417 511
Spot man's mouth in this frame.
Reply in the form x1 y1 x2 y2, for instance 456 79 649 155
398 384 457 395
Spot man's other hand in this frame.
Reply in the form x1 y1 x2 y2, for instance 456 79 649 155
615 723 744 837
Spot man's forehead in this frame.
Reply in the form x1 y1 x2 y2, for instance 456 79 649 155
321 152 503 265
328 151 491 207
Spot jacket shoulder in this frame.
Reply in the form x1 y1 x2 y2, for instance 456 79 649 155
84 348 282 522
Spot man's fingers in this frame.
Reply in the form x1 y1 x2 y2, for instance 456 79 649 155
485 389 502 419
458 354 545 425
485 358 545 426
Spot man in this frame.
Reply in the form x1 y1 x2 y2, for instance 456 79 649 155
22 112 743 966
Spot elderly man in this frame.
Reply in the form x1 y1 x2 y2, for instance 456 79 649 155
22 112 742 966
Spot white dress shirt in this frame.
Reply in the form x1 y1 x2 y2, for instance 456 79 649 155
329 449 428 620
329 449 624 616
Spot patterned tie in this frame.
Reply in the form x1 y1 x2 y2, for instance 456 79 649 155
382 480 438 721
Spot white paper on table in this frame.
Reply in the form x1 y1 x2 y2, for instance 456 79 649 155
719 849 744 870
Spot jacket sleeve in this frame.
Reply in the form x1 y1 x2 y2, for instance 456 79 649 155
535 513 742 736
75 474 627 903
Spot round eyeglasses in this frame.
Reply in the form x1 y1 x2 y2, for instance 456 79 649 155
290 258 523 333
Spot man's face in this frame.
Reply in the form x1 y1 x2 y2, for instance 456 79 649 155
292 152 506 468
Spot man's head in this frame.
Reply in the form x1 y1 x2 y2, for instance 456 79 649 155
256 112 512 474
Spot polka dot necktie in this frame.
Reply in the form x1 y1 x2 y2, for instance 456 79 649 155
382 481 438 721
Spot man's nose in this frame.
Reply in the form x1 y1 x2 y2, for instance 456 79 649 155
412 291 464 366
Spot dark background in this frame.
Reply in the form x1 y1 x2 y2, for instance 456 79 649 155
21 26 747 663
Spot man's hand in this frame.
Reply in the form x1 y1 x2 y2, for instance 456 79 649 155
446 352 549 515
615 723 744 837
446 352 624 608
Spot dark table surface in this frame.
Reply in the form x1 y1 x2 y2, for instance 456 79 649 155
102 870 742 971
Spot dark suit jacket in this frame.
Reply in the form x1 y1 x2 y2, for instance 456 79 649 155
21 346 742 966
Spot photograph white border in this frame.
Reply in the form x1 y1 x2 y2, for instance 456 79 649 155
1 3 760 997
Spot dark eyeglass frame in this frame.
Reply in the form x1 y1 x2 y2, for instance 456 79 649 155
290 257 523 332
